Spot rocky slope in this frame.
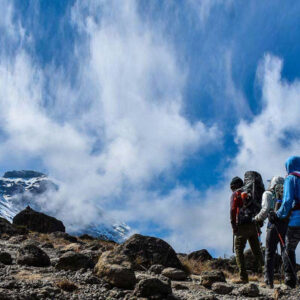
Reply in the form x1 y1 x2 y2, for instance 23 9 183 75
0 207 298 299
0 170 130 242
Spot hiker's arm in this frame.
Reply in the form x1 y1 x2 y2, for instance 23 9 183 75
277 176 294 219
254 191 271 222
230 193 239 231
230 194 236 229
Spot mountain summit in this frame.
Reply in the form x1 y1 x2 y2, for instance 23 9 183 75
0 170 130 242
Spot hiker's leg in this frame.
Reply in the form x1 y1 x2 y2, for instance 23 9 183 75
248 225 264 273
278 221 288 276
284 227 300 287
235 232 248 281
264 225 277 285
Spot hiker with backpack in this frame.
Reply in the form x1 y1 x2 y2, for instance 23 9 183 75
269 156 300 288
253 176 287 288
230 172 264 283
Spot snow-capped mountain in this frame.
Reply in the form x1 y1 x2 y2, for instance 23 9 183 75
0 170 130 242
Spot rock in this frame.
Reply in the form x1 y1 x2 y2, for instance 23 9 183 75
0 252 12 265
149 264 165 275
95 263 136 289
200 271 226 288
188 249 212 262
0 218 27 236
134 277 172 298
56 252 94 271
114 234 183 270
238 283 259 297
17 243 50 267
211 282 233 295
13 206 65 234
94 251 136 289
162 267 187 281
80 249 101 265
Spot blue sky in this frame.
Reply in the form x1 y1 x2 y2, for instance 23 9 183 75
1 0 300 256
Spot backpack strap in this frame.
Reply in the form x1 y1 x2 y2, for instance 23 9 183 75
290 172 300 178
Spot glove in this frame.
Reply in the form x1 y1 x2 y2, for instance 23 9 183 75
252 217 264 227
268 211 279 224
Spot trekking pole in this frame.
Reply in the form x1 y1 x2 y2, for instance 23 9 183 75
232 234 235 253
273 223 299 286
276 244 283 284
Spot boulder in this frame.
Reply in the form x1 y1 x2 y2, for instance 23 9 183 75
16 243 50 267
200 271 226 288
95 263 136 289
162 267 187 281
0 252 12 265
13 206 65 234
134 277 172 298
114 234 183 270
211 282 233 295
238 283 259 297
188 249 212 262
56 252 94 271
94 251 136 289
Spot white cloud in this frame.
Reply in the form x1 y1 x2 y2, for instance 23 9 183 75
189 0 233 24
0 1 219 235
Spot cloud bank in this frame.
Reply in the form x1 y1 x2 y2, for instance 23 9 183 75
0 0 299 259
0 1 218 235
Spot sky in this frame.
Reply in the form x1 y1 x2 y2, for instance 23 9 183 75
0 0 300 257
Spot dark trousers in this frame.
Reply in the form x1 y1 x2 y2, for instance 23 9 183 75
284 226 300 285
265 221 288 285
235 223 264 280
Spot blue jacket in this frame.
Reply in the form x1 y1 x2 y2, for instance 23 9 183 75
277 156 300 227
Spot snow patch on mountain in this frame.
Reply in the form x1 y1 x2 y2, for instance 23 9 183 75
0 170 130 242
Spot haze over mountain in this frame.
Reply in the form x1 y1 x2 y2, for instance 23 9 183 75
0 170 130 242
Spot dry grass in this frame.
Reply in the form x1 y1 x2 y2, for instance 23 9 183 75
179 256 215 275
14 270 43 281
56 279 78 292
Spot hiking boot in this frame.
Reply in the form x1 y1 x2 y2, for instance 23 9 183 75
284 280 296 289
266 282 274 289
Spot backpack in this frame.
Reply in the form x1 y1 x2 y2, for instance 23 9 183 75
237 171 265 225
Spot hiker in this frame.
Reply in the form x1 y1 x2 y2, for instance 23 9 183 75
230 173 264 283
269 156 300 288
254 176 286 288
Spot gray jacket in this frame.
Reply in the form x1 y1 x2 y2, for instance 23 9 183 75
254 176 284 222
